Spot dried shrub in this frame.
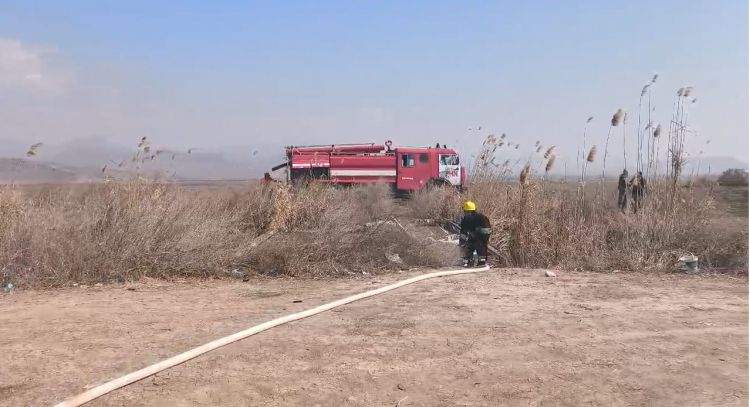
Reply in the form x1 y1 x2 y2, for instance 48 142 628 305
0 182 456 287
416 179 746 273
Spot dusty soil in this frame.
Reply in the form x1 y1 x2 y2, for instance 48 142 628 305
1 269 747 406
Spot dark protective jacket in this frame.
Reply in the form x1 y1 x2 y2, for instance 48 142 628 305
460 212 491 241
618 174 628 192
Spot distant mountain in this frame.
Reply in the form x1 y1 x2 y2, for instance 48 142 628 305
0 138 30 157
6 135 742 183
44 136 135 168
0 158 99 183
541 155 748 180
0 137 289 182
684 156 748 176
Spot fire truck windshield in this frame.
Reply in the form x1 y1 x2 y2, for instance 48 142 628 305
440 154 459 166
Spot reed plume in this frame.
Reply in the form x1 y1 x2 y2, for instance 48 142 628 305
611 109 624 126
519 163 530 184
586 145 597 162
545 155 556 173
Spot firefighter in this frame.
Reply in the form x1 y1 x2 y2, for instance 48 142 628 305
617 169 629 213
459 201 491 267
630 171 646 213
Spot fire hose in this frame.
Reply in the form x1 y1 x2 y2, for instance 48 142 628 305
54 265 490 407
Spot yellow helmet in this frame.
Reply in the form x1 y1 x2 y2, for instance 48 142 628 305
463 201 476 211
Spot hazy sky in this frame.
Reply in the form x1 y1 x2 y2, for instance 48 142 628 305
0 0 747 168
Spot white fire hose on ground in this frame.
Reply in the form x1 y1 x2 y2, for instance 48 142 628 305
54 265 490 407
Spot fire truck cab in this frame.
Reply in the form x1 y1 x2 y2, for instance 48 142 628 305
280 142 466 192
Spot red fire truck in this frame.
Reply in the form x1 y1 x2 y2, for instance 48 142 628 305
271 141 466 192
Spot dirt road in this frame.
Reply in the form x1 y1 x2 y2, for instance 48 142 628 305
1 270 747 406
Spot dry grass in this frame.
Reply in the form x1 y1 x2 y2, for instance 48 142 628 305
0 173 746 288
455 178 747 272
0 182 456 287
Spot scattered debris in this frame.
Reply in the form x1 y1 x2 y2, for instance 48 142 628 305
428 234 460 245
678 254 699 273
385 252 403 264
365 220 395 228
391 217 409 234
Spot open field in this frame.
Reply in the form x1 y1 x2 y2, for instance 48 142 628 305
1 179 746 405
1 178 747 289
1 269 746 406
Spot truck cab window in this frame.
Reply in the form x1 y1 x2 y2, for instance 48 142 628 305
401 154 415 167
440 154 459 165
419 153 429 164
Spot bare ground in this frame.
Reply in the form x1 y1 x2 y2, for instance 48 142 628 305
1 269 747 407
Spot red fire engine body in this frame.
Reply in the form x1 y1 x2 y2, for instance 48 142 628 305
281 142 466 192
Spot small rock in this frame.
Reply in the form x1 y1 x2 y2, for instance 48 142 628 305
397 383 405 391
545 270 557 278
94 283 103 287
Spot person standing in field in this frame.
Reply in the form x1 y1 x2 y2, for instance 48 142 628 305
631 171 646 213
617 169 629 213
459 201 492 267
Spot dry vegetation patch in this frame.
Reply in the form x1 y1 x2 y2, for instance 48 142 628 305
0 175 746 288
405 180 747 273
0 182 457 287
